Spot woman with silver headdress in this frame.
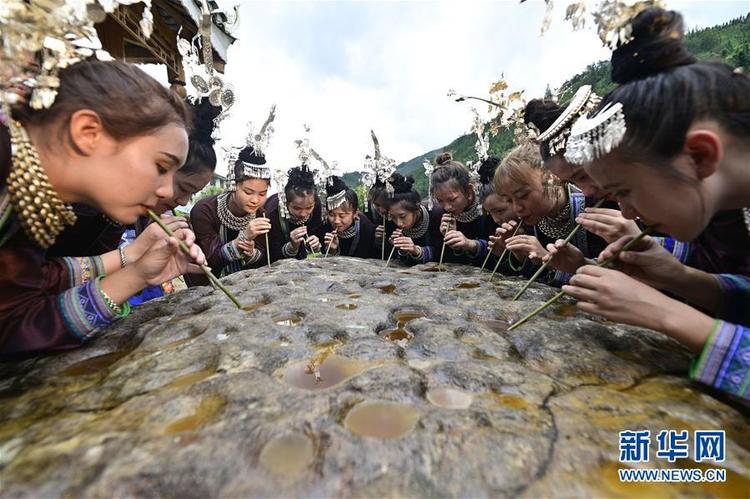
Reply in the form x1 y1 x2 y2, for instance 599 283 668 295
265 165 325 262
191 146 272 281
321 176 377 259
0 60 206 356
522 87 693 273
557 6 750 401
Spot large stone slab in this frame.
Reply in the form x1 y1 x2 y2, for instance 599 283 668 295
0 258 747 497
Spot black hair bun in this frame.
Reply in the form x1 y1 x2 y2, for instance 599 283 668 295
389 172 415 194
435 151 453 166
478 156 500 185
523 99 563 133
237 145 266 165
189 100 221 145
326 175 348 196
287 165 316 189
611 7 697 84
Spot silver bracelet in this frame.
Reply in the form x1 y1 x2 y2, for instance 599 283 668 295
118 245 128 268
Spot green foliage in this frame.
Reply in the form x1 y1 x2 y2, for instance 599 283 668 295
193 184 224 202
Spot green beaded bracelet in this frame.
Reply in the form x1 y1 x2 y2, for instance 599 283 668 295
95 276 131 318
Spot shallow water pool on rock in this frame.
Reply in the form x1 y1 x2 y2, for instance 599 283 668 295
0 257 747 498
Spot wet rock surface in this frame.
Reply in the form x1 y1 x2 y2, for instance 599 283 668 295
0 258 748 498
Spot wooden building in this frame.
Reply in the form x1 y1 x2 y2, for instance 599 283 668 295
95 0 235 83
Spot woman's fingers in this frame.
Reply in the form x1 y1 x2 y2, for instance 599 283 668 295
561 284 600 303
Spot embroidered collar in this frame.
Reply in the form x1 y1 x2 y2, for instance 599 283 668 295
336 219 358 239
403 205 429 239
217 193 256 231
455 199 482 224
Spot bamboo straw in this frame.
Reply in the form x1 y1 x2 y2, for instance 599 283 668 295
324 231 337 258
512 199 606 301
265 233 271 267
479 246 493 272
437 216 455 271
147 210 242 309
261 211 271 268
488 221 522 280
507 227 653 331
385 246 397 267
381 220 387 261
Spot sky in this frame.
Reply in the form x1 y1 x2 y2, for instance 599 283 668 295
206 0 749 177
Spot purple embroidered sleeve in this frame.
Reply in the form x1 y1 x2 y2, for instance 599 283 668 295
58 279 118 342
690 320 750 401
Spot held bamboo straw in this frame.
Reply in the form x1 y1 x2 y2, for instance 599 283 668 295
381 220 387 261
385 228 401 267
507 227 653 331
437 216 455 271
385 246 397 267
512 199 606 301
324 231 337 258
262 211 271 268
147 210 242 309
488 221 522 280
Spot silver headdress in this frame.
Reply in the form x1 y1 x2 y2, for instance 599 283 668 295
326 189 347 211
564 102 627 165
422 159 435 210
246 104 276 158
293 125 337 221
177 0 235 135
368 130 396 196
535 85 601 157
274 167 289 219
533 0 665 50
0 1 152 111
310 147 338 220
449 76 532 144
225 105 277 190
465 107 488 199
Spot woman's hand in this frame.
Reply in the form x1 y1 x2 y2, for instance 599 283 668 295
133 231 207 286
488 220 518 256
505 234 548 263
562 266 714 351
542 240 586 273
374 224 385 241
576 207 640 243
440 214 455 235
598 235 684 290
243 217 272 241
127 214 190 262
236 239 256 256
324 232 339 252
306 235 322 252
392 229 418 256
444 230 477 253
289 226 308 248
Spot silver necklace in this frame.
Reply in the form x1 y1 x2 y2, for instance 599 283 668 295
217 193 255 231
537 200 574 240
403 205 429 239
